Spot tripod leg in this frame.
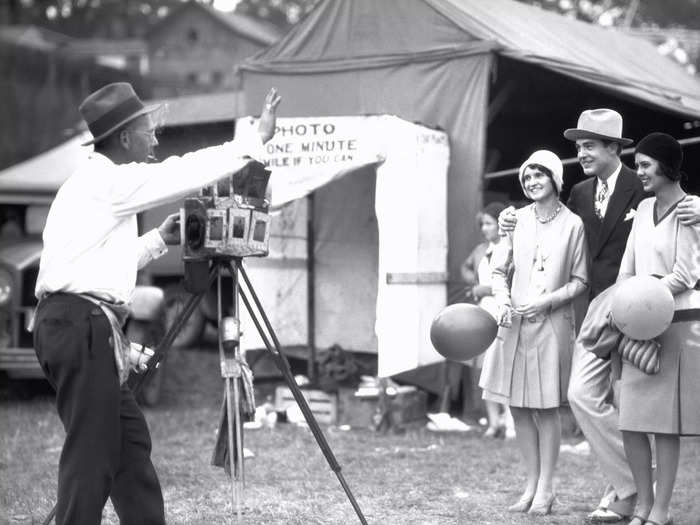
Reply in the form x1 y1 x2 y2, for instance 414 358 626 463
229 261 246 487
231 260 368 525
225 377 243 522
216 262 245 522
132 265 216 393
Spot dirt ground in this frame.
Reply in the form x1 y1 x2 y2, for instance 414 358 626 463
2 347 700 525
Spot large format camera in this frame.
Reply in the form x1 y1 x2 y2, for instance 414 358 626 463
182 160 272 261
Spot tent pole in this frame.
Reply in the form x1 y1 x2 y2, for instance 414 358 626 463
307 192 316 384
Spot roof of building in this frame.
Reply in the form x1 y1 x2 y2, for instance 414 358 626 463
0 25 72 52
153 90 245 126
147 2 283 46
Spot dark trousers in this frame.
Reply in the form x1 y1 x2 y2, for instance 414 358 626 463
33 293 165 525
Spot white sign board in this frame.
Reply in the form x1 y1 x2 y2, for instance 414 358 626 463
236 115 450 377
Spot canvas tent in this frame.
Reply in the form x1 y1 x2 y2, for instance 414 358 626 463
239 0 700 304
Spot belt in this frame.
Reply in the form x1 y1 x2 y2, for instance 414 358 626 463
672 308 700 323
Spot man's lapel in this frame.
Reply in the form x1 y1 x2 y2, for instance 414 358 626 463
595 166 636 257
580 178 597 225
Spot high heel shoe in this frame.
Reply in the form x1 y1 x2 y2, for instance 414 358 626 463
483 426 503 439
527 492 556 516
507 494 534 513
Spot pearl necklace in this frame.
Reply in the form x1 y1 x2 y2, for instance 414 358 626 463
534 202 562 224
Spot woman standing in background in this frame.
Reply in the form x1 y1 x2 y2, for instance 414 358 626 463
461 201 514 439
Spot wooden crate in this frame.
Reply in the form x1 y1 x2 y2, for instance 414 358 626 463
274 386 338 425
337 387 427 428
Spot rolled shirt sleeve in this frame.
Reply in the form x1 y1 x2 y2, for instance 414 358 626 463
136 228 168 270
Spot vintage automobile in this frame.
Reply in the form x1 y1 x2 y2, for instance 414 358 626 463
0 136 168 405
0 221 167 405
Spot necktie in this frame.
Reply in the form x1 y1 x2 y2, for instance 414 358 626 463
595 179 608 219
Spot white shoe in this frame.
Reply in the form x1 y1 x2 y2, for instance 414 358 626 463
587 507 625 522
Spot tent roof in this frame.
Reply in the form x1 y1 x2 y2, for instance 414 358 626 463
241 0 700 118
0 132 91 202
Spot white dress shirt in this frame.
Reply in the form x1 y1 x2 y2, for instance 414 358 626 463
36 134 264 304
596 162 622 218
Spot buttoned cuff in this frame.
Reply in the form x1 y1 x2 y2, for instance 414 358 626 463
144 228 168 260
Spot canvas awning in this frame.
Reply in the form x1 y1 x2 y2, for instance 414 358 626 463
0 132 91 203
239 0 700 302
425 0 700 118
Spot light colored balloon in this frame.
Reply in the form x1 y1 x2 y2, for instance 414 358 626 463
611 275 674 340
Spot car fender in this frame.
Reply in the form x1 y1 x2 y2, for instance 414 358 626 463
130 285 165 321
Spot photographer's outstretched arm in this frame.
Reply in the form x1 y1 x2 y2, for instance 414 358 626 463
258 88 282 144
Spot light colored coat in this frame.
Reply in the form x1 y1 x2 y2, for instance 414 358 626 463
480 204 588 408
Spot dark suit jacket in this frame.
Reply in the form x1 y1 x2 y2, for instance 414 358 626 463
566 164 646 298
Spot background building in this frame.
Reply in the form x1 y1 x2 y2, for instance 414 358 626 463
146 2 282 97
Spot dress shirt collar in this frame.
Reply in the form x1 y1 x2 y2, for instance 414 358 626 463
597 162 621 194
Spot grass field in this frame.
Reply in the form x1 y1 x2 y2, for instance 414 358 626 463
2 347 700 525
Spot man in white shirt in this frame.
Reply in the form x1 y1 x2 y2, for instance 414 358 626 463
32 82 281 525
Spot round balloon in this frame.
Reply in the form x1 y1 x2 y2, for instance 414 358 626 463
430 303 498 361
611 275 674 340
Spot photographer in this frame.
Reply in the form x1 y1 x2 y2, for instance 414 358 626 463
32 82 281 525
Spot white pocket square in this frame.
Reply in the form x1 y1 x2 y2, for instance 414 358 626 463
624 209 636 221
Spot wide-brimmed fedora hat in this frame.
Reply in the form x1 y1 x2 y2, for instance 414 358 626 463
79 82 161 146
563 109 633 146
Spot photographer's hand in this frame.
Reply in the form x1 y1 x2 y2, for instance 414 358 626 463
158 213 181 245
258 88 282 144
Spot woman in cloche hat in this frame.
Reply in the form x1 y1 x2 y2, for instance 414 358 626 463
615 132 700 525
479 149 589 516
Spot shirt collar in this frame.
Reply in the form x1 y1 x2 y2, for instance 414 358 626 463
88 151 113 164
597 162 621 194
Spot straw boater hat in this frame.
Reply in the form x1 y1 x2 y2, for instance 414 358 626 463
563 108 633 146
79 82 161 146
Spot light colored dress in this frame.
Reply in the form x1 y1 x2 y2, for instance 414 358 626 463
471 243 500 368
480 204 588 408
617 196 700 435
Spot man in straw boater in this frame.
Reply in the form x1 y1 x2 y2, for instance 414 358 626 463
499 108 700 521
32 82 281 524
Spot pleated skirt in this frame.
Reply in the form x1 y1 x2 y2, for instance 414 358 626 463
482 315 568 409
619 320 700 435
